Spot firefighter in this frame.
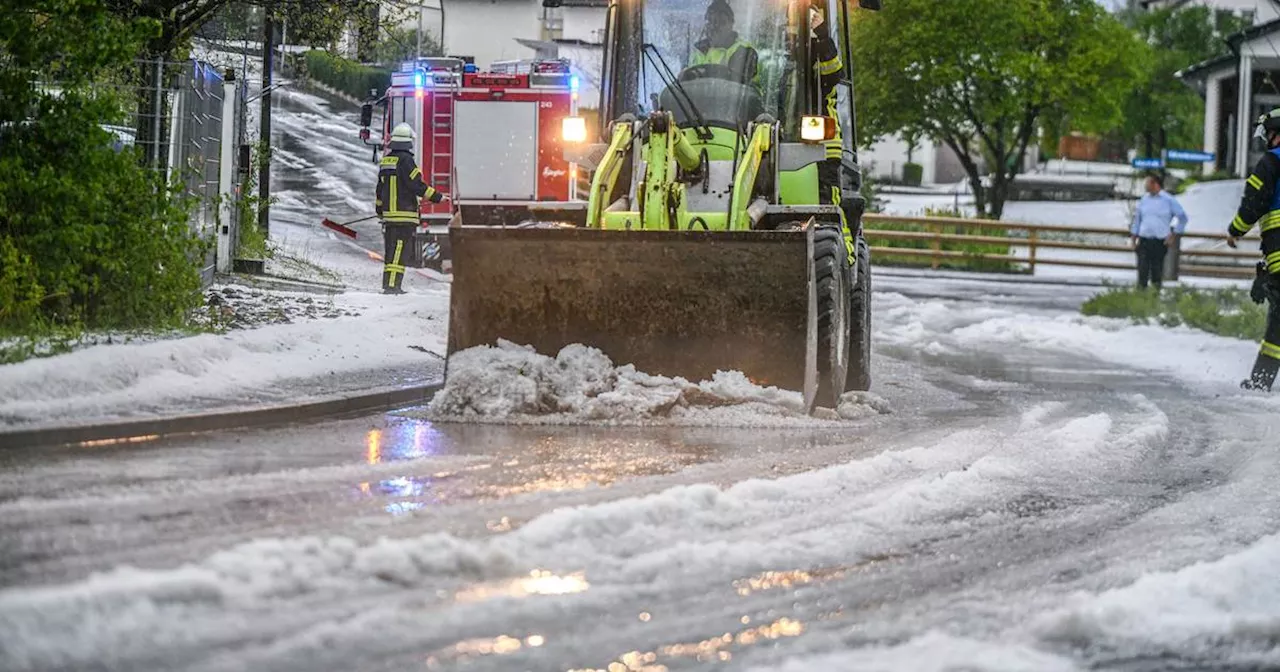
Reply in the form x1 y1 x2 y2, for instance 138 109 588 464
375 122 445 294
1226 108 1280 391
689 0 759 86
810 5 843 208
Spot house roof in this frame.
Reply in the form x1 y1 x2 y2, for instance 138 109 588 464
1177 17 1280 83
1227 16 1280 48
1176 53 1236 82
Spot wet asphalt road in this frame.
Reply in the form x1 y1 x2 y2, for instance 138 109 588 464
2 283 1278 671
3 82 1278 671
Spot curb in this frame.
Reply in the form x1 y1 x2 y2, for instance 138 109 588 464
0 383 442 450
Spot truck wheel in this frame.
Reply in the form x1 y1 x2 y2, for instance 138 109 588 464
814 225 851 408
846 235 872 392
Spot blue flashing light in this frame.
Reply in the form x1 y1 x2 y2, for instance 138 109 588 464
464 63 478 73
569 75 580 91
414 72 425 88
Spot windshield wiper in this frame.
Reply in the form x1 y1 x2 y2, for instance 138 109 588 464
641 44 713 141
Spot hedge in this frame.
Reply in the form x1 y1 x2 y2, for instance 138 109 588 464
302 50 391 101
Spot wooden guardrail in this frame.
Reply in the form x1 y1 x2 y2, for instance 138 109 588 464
862 213 1261 280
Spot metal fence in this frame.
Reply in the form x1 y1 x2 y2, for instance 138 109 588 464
106 58 249 284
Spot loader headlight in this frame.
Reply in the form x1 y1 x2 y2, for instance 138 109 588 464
800 115 836 143
562 116 587 143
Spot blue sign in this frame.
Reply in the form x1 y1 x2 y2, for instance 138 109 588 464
1166 149 1216 163
1132 157 1164 169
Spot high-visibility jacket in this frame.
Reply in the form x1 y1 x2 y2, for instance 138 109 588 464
1229 147 1280 276
812 25 843 162
689 36 760 87
1231 146 1280 366
375 148 442 223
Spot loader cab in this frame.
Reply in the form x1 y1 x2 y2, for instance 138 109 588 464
592 0 872 143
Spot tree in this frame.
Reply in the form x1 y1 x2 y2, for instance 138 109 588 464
1 2 202 332
1117 5 1250 154
849 0 1146 219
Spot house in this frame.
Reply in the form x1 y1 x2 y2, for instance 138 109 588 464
432 0 607 107
1178 17 1280 176
1140 0 1279 22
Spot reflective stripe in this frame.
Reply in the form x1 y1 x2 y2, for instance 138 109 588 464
382 212 418 222
1261 340 1280 360
385 241 406 288
817 56 842 77
1267 251 1280 273
1261 212 1280 232
1249 174 1264 190
410 167 421 180
380 156 398 168
1233 215 1253 235
390 177 398 217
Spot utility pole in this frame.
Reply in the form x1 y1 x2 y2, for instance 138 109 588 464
259 10 275 238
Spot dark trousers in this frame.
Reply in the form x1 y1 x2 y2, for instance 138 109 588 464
1245 277 1280 391
1135 237 1168 289
818 158 840 205
382 222 415 292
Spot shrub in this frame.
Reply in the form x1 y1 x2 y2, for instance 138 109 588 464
0 92 203 334
302 50 391 100
902 162 923 186
1081 284 1267 340
1172 170 1236 195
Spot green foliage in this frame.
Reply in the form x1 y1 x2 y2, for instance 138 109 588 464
372 25 443 65
859 178 885 214
849 0 1146 220
1 2 203 337
303 49 391 99
1172 170 1236 195
864 208 1018 272
1117 6 1250 153
902 162 923 187
1082 284 1267 340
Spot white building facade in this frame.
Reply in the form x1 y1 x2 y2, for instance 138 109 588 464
1179 19 1280 176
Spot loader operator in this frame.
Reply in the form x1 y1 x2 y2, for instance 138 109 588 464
689 0 760 87
375 122 445 294
1227 108 1280 391
810 5 844 208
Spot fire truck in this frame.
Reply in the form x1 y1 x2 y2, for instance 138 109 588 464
358 56 582 271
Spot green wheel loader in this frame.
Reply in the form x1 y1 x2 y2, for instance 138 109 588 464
446 0 880 414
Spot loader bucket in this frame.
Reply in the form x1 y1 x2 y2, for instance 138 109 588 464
446 226 820 412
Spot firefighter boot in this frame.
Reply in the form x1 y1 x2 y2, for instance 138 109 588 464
1241 354 1280 391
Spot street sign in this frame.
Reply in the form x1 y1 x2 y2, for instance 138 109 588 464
1166 149 1216 163
1132 157 1164 169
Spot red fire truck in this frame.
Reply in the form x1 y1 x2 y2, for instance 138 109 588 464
358 56 582 271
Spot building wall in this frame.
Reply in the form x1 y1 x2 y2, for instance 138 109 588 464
562 6 607 43
860 135 938 184
1143 0 1280 22
443 0 543 68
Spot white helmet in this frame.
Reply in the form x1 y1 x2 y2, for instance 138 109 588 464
390 123 416 143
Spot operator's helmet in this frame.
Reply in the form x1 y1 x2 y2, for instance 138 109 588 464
390 123 417 144
1253 108 1280 146
705 0 734 24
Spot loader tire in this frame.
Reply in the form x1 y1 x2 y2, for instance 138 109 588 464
846 235 872 392
814 225 851 408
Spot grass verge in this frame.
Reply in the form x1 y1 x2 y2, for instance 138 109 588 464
1081 284 1266 340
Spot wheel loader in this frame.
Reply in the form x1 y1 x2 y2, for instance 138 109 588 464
445 0 880 414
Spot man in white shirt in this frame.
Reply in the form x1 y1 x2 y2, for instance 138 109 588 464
1130 173 1189 290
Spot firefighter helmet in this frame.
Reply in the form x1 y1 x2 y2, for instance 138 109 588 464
1253 108 1280 147
390 123 416 143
